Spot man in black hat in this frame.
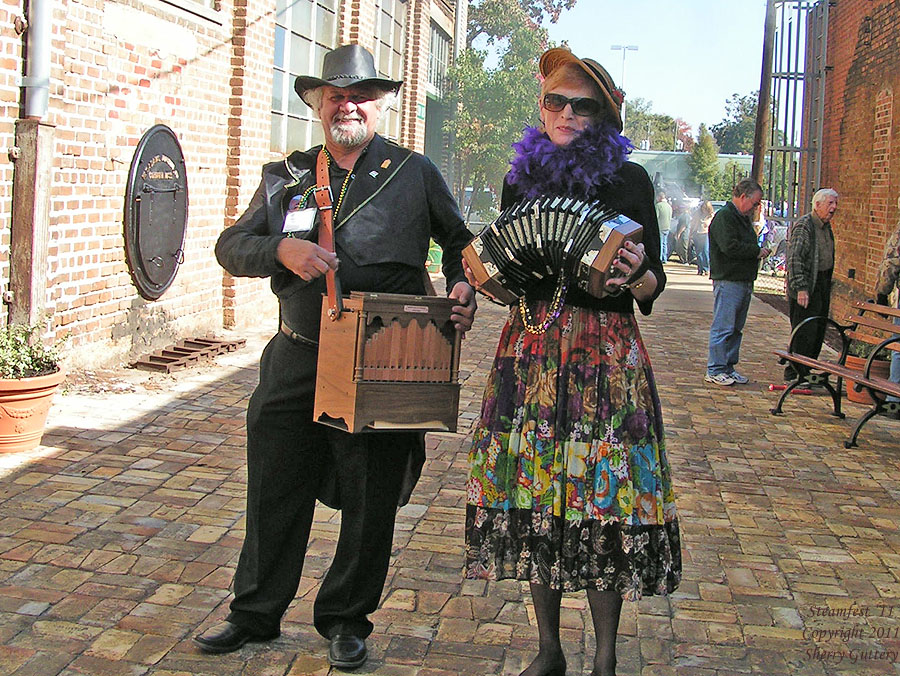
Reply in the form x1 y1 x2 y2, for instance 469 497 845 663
193 44 476 668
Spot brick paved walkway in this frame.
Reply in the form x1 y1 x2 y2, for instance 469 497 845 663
1 264 899 675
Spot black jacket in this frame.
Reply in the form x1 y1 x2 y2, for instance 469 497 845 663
216 134 471 340
708 201 761 282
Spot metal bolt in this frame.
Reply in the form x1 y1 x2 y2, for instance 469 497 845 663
1 290 13 304
8 147 20 161
13 15 27 35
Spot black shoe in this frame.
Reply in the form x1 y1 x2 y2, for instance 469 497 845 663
328 634 367 669
193 621 279 654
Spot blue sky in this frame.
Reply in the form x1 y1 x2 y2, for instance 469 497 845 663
546 0 768 135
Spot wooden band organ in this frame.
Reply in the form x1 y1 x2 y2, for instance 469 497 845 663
314 292 461 433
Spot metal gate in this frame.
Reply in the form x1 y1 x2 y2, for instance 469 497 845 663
764 0 829 232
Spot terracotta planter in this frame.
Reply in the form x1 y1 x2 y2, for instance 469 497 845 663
0 368 65 453
845 355 890 405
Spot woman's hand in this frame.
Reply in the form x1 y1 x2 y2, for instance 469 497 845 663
604 240 657 300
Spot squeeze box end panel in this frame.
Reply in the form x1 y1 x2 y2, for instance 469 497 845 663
581 218 644 298
462 239 521 305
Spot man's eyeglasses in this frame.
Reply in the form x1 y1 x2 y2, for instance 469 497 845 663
542 93 603 117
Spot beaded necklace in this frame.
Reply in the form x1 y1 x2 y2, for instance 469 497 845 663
518 276 567 335
323 148 355 218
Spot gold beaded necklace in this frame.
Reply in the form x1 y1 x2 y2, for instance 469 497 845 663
323 149 355 218
518 276 567 335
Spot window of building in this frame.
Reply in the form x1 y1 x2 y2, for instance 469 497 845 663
372 0 407 141
428 23 451 99
271 0 338 153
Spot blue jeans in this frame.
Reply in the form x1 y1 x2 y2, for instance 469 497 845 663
660 230 669 262
707 280 753 376
694 233 709 273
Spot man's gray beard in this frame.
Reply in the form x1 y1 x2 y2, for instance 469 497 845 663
330 120 369 148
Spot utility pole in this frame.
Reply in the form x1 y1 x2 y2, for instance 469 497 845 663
610 44 638 129
752 0 776 187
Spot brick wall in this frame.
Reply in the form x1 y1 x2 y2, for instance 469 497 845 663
0 0 278 367
400 0 427 152
2 0 461 368
48 0 240 365
340 0 376 50
823 0 900 321
222 0 279 329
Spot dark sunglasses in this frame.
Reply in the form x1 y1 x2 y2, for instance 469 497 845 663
542 93 603 117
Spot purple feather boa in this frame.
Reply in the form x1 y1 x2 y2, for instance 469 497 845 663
506 123 634 200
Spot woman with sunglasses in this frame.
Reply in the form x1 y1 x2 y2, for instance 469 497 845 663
464 47 681 676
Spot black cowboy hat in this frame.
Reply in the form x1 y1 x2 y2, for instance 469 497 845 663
294 44 403 106
539 47 624 131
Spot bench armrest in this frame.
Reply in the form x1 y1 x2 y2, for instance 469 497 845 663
862 335 900 378
788 315 852 361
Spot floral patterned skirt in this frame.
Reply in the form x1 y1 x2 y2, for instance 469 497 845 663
464 302 681 599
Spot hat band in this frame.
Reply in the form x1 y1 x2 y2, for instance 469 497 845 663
327 74 368 81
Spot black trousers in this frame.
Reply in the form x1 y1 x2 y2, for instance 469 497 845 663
226 332 416 639
786 270 832 379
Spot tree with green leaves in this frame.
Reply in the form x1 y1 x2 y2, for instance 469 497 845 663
467 0 576 44
716 160 749 199
444 0 554 221
711 92 757 154
623 98 675 150
687 124 721 198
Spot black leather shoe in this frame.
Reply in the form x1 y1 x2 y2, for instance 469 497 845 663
193 621 279 654
328 634 367 669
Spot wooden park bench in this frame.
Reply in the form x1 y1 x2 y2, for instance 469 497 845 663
771 300 900 447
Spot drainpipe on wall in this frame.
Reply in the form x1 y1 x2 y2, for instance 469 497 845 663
9 0 55 327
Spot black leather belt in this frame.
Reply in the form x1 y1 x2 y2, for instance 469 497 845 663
280 321 318 347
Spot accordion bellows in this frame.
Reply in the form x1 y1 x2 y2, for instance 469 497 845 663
463 197 643 304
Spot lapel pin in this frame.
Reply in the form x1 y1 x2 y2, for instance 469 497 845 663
381 159 391 169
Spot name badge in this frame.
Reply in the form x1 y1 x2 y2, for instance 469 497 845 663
283 207 317 234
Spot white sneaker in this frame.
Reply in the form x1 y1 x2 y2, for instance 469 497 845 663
705 372 735 386
728 370 749 384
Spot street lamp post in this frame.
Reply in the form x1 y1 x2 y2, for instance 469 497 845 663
610 44 638 129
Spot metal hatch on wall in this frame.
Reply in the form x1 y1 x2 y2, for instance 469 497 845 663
124 124 188 300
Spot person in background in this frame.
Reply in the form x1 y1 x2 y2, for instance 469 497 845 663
705 179 770 386
656 190 672 262
693 200 714 275
194 44 476 669
672 201 694 264
783 188 838 383
875 208 900 405
464 47 680 676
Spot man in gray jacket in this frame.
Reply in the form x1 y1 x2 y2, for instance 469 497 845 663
784 188 838 382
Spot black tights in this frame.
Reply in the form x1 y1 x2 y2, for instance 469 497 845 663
521 583 623 676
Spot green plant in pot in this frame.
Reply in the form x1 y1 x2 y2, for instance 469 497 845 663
847 340 891 362
845 340 891 405
0 323 66 453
